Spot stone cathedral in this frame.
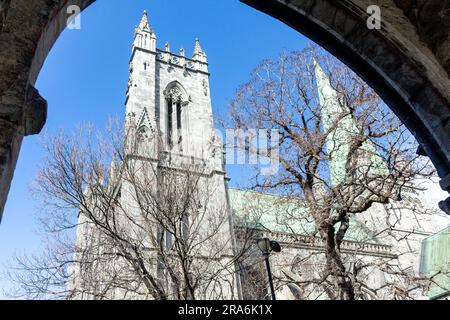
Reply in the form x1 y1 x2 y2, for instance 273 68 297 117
71 11 239 300
71 11 450 300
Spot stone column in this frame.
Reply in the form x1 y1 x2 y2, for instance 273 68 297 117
0 86 47 222
0 0 96 221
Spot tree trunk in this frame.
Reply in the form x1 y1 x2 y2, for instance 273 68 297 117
320 223 355 300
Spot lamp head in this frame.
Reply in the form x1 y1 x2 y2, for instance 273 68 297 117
257 238 271 254
270 240 281 253
256 238 281 254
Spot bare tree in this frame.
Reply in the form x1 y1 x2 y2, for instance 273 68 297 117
5 120 243 300
226 45 440 300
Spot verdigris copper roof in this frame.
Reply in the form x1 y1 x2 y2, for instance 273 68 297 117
419 226 450 299
229 188 383 245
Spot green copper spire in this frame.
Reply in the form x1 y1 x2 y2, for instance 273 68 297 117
314 59 388 186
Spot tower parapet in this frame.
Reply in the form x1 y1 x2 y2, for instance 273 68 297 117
156 40 209 74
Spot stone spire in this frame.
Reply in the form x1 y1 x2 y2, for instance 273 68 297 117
137 10 151 32
193 38 203 55
192 38 207 63
133 10 156 51
314 58 388 186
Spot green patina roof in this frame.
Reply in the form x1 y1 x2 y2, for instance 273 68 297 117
419 226 450 299
229 188 382 245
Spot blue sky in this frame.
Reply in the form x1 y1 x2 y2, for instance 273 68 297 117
0 0 308 296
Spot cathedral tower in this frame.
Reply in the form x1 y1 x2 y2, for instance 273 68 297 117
120 11 239 299
125 11 217 161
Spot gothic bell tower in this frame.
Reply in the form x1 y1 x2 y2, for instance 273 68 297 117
125 11 219 164
121 11 240 299
125 11 157 142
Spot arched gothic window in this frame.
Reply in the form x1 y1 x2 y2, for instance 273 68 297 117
136 125 150 154
164 82 190 150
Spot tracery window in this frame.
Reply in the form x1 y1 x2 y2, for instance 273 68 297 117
164 82 189 150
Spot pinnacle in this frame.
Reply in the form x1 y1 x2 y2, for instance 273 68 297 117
193 38 204 55
138 10 151 31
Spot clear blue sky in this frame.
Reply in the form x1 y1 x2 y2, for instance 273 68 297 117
0 0 308 296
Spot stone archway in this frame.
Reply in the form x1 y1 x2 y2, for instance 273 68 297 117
1 0 450 221
0 0 95 220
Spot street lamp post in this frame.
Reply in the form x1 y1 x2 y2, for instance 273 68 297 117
256 237 281 301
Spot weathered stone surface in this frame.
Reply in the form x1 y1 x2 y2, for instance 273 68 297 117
0 0 94 221
395 0 450 76
24 86 47 135
0 119 22 219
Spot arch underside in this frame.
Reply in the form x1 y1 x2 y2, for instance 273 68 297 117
1 0 450 220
